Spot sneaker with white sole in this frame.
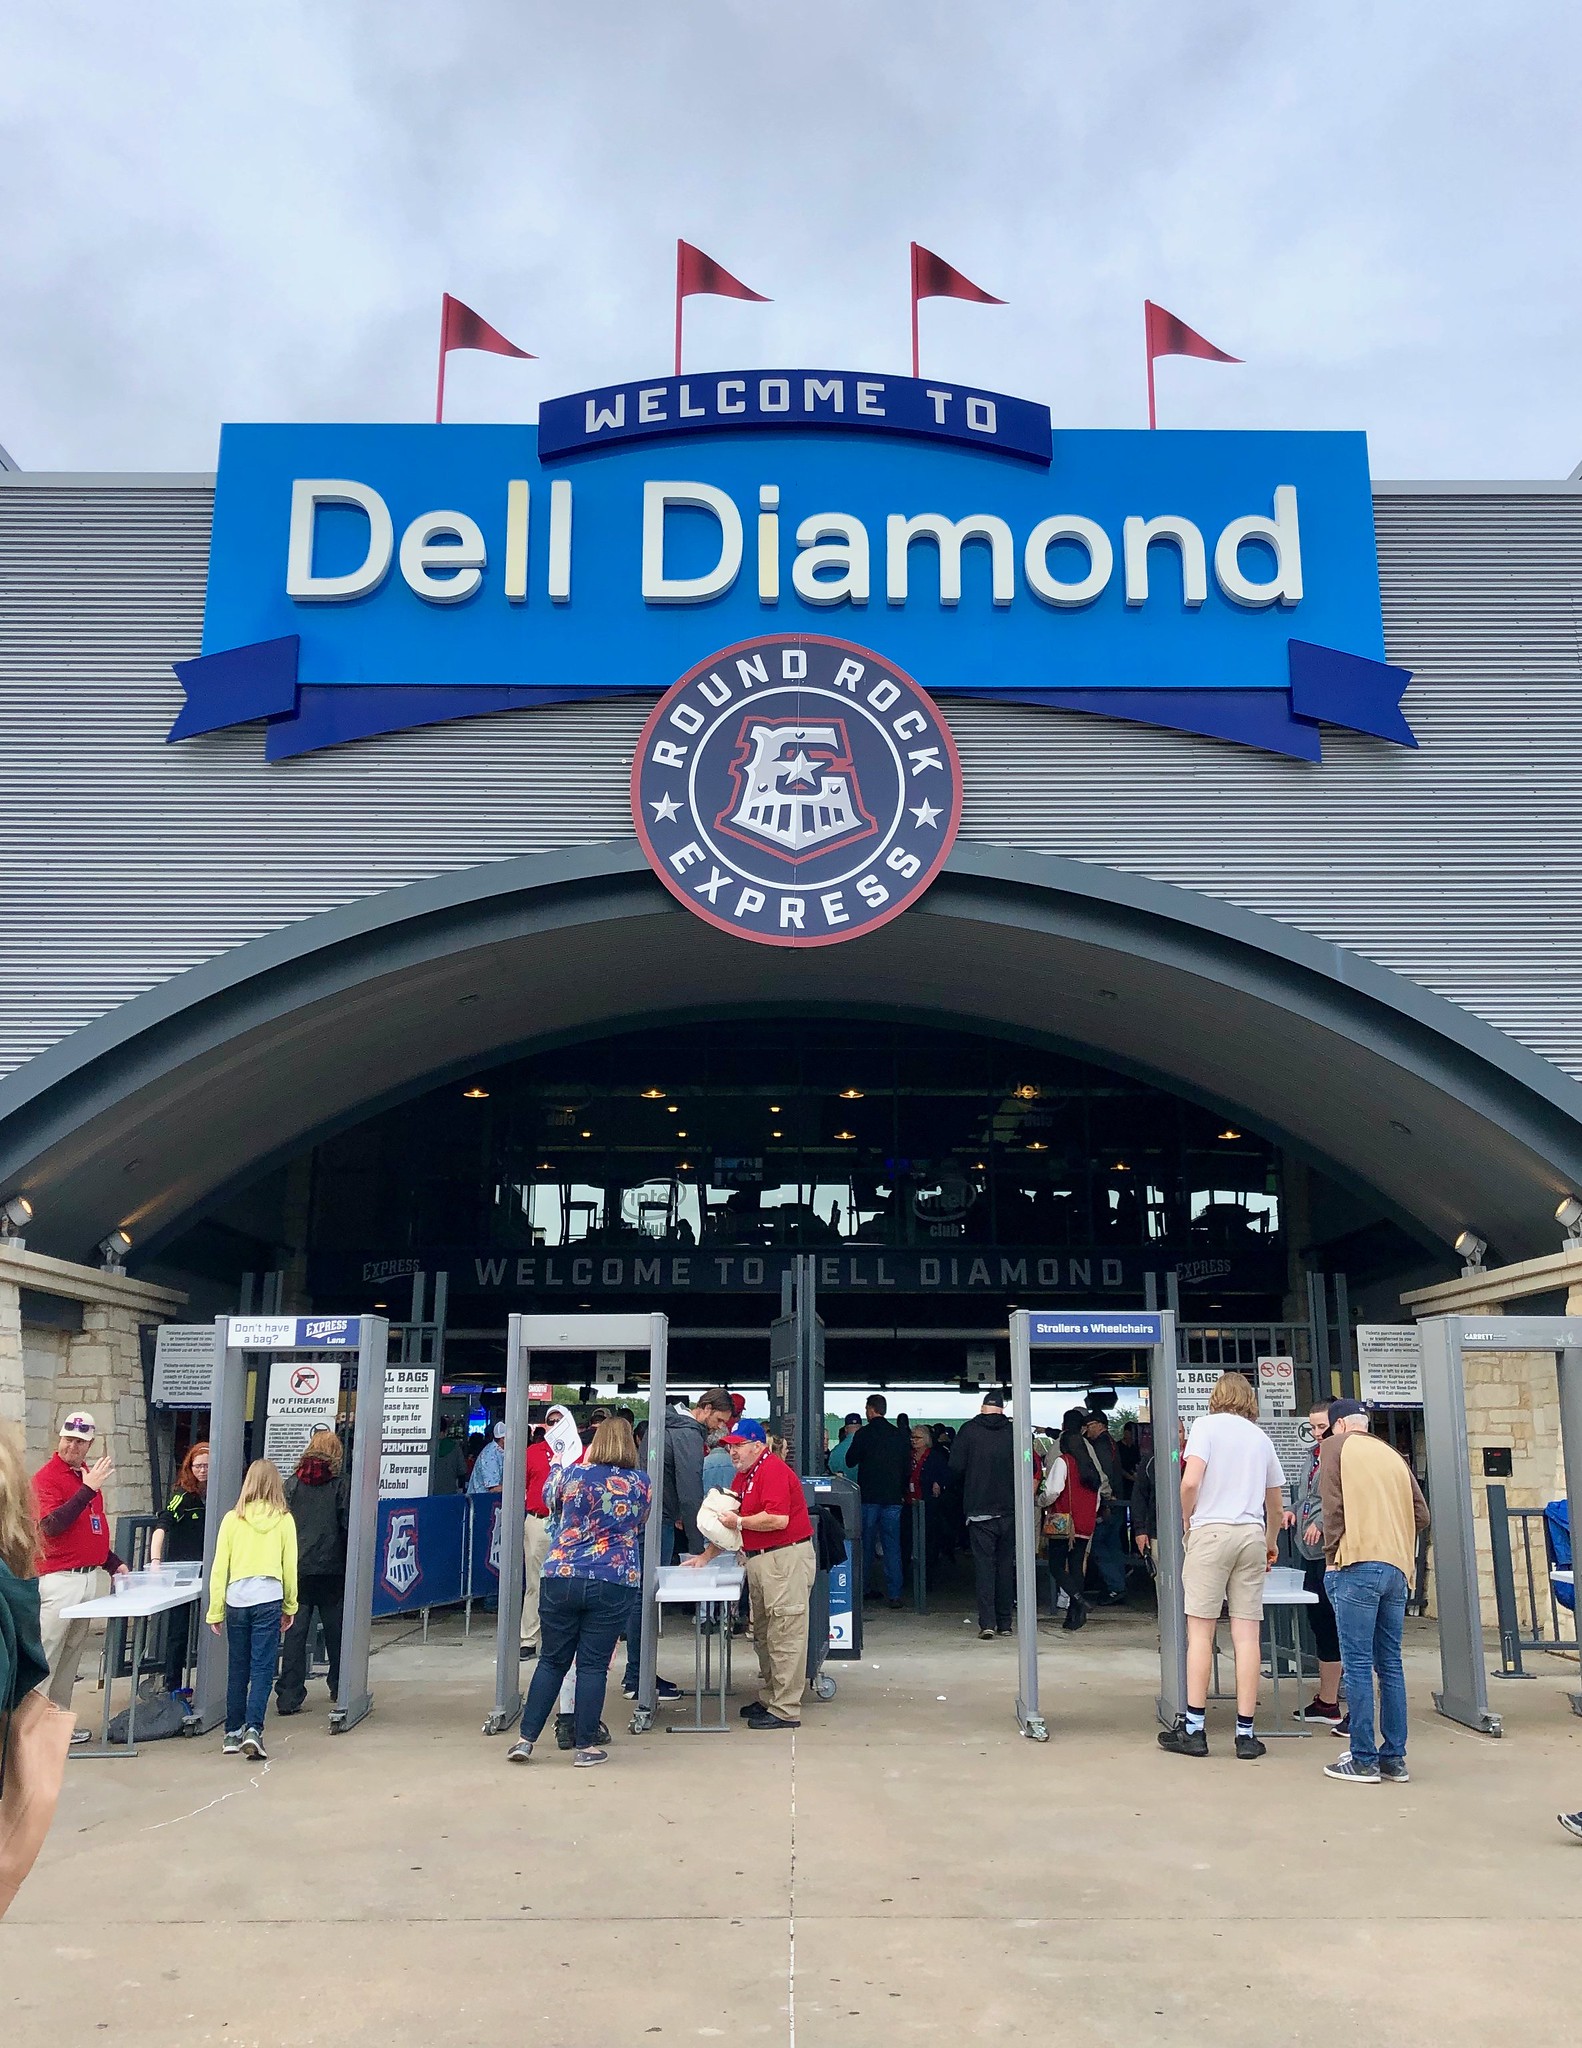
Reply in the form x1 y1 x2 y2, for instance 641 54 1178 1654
1557 1810 1582 1840
573 1746 608 1767
241 1727 268 1761
1293 1697 1343 1724
506 1739 534 1764
222 1730 243 1755
1324 1751 1380 1783
1379 1758 1410 1783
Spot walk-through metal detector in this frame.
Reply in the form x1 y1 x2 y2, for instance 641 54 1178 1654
484 1311 669 1738
1419 1314 1582 1737
193 1313 387 1736
769 1254 825 1477
1009 1308 1178 1741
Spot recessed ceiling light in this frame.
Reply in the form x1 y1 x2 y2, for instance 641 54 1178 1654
834 1129 855 1141
1112 1161 1130 1172
1027 1141 1047 1152
667 1104 679 1113
769 1104 781 1112
677 1129 688 1137
772 1130 783 1138
580 1129 592 1138
538 1161 551 1169
641 1087 665 1099
1217 1128 1242 1141
463 1086 490 1099
839 1088 864 1100
1013 1084 1039 1101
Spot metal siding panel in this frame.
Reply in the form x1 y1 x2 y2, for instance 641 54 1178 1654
2 482 1580 1082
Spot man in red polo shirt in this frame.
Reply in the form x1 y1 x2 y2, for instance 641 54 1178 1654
33 1410 129 1711
686 1419 814 1730
519 1422 554 1660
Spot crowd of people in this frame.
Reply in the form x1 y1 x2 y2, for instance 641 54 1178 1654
0 1367 1572 1854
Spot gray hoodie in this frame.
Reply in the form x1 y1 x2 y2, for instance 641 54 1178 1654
661 1409 709 1549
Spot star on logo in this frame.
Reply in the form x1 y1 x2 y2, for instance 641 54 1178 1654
778 749 821 788
909 798 943 829
650 793 682 824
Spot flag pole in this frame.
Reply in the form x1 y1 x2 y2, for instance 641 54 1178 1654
1145 305 1157 430
674 241 684 377
436 297 449 425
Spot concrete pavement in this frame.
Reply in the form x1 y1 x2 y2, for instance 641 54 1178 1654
3 1601 1579 2046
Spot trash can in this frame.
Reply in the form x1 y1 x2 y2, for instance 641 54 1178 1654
803 1473 862 1701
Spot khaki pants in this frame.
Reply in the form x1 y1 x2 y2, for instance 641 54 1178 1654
38 1568 105 1709
520 1514 551 1647
746 1540 816 1722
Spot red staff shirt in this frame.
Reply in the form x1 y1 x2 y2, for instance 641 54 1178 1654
33 1453 113 1573
732 1450 813 1554
525 1439 553 1517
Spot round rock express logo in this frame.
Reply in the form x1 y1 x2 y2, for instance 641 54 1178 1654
631 635 963 948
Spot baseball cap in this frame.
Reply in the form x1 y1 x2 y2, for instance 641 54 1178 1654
729 1392 747 1419
719 1418 768 1446
981 1390 1005 1410
1327 1398 1368 1425
60 1412 96 1441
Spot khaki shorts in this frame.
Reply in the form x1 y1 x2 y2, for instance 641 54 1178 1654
1181 1521 1268 1621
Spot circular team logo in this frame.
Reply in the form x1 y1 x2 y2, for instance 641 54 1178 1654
631 635 963 949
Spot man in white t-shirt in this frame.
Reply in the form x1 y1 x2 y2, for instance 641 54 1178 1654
1158 1371 1285 1762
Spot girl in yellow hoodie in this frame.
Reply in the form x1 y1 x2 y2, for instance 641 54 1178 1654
205 1459 298 1759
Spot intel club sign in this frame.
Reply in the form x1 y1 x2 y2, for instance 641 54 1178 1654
172 370 1412 767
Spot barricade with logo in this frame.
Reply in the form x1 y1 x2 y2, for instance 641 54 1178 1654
372 1495 468 1617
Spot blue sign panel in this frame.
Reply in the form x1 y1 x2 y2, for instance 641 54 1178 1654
538 369 1052 464
467 1494 502 1596
293 1315 359 1348
175 385 1410 765
372 1495 467 1615
1027 1311 1164 1348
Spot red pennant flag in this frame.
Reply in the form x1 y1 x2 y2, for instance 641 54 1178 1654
1143 299 1240 428
909 243 1004 376
436 294 534 423
674 240 769 372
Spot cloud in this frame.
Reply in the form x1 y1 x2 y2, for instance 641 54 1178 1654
0 0 1577 474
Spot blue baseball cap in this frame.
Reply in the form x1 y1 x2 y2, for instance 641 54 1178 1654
720 1418 767 1445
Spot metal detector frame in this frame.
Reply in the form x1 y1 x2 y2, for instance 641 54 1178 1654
484 1311 668 1738
1010 1308 1178 1742
193 1314 387 1737
1418 1313 1582 1737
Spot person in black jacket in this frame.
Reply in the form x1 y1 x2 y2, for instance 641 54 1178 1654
275 1430 349 1716
150 1440 209 1694
847 1395 910 1607
949 1392 1018 1637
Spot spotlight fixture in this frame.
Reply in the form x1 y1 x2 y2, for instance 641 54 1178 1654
839 1088 864 1100
1558 1196 1582 1244
1454 1229 1487 1275
462 1086 490 1100
667 1104 679 1114
1027 1141 1048 1152
1217 1128 1242 1141
98 1228 132 1271
834 1129 855 1142
0 1193 32 1243
641 1088 665 1100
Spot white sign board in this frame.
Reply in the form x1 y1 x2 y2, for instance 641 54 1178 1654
263 1357 339 1472
1257 1354 1296 1416
382 1366 438 1444
1357 1325 1425 1407
379 1452 432 1500
227 1317 299 1350
1175 1369 1222 1424
152 1324 218 1407
1258 1413 1317 1498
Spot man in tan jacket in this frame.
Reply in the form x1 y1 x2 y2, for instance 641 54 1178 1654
1317 1399 1430 1785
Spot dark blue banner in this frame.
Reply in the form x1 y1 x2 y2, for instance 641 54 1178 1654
372 1494 467 1615
538 369 1052 464
466 1492 502 1599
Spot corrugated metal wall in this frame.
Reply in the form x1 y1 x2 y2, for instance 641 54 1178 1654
2 480 1580 1078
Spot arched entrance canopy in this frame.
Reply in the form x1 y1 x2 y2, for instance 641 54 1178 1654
3 842 1582 1267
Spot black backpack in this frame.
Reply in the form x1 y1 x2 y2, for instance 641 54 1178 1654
812 1503 848 1574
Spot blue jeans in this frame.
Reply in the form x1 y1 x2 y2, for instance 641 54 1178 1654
1326 1561 1409 1768
862 1503 903 1601
621 1519 676 1689
521 1576 631 1748
225 1600 283 1734
1089 1512 1126 1598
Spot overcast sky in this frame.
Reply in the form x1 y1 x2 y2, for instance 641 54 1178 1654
1 3 1576 476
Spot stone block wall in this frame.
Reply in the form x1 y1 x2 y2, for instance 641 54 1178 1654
1462 1346 1564 1629
21 1307 157 1517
